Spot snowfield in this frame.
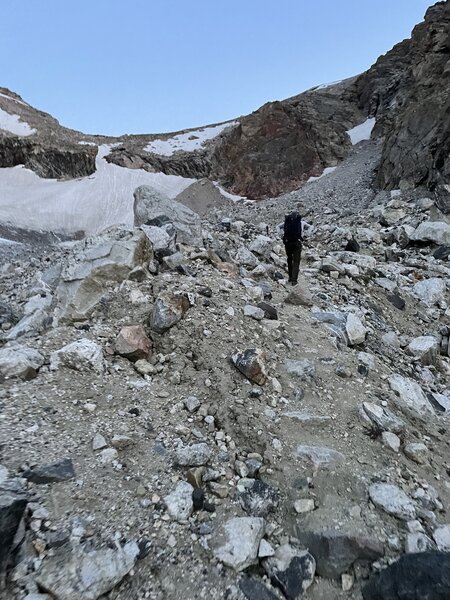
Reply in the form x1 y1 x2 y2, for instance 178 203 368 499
144 122 238 156
307 166 337 183
0 145 195 234
0 108 36 136
347 118 376 145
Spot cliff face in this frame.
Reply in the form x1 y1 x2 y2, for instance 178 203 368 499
353 1 450 210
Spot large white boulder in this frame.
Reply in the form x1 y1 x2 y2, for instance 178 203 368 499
411 221 450 246
412 278 446 306
389 374 433 419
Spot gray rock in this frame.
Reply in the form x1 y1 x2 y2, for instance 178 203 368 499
380 207 406 226
184 396 201 413
405 532 435 553
175 443 211 467
263 544 316 598
382 331 400 348
428 392 450 413
50 339 105 373
239 480 278 517
0 344 44 381
150 292 190 334
257 302 278 320
235 246 259 268
249 235 273 258
389 374 434 419
212 517 265 571
412 278 446 307
0 487 28 578
361 402 405 434
239 578 278 600
345 313 366 345
140 223 176 256
368 483 416 521
134 185 202 246
404 443 428 465
432 525 450 551
381 432 401 453
284 285 313 307
164 481 194 523
243 305 265 321
231 348 268 386
0 301 19 327
23 459 76 484
295 529 384 579
36 542 139 600
321 257 346 275
285 359 316 380
407 336 439 365
5 309 50 341
294 445 345 470
411 221 450 246
282 412 331 426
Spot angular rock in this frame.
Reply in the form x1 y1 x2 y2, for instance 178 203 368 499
36 542 139 600
212 517 265 571
231 348 268 386
184 396 201 413
321 257 346 275
411 221 450 246
55 228 152 323
361 402 405 434
407 336 439 366
381 432 401 453
243 305 265 320
294 445 345 470
380 207 406 226
175 443 211 467
263 544 316 599
0 344 44 381
284 285 313 307
239 577 278 600
257 302 278 320
285 359 316 380
404 442 428 464
140 223 176 258
239 480 278 517
0 301 19 327
50 339 105 373
296 530 384 579
23 459 76 484
368 483 416 521
294 499 315 514
249 235 273 258
405 532 435 554
235 246 259 268
345 313 366 345
150 292 190 334
362 552 450 600
114 325 152 362
432 525 450 552
134 185 202 245
389 374 433 419
412 278 446 307
0 488 28 578
164 481 194 523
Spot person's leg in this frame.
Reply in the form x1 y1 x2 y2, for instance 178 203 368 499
291 243 302 284
285 245 293 281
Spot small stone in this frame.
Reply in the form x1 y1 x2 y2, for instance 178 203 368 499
184 396 201 412
404 442 428 464
114 325 152 362
244 305 265 320
231 348 268 385
164 481 194 523
92 433 107 451
209 482 229 498
111 435 134 450
175 443 211 467
192 488 204 511
100 448 118 463
381 432 401 453
263 544 316 598
294 499 315 514
212 517 265 571
258 539 275 558
239 578 279 600
285 285 313 307
341 574 354 591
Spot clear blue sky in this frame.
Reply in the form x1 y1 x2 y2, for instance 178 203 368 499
0 0 436 136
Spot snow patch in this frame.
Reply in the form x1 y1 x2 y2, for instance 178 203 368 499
0 108 36 137
0 92 29 107
213 182 246 203
0 145 195 234
312 79 344 91
145 122 237 156
0 237 20 245
346 118 375 145
307 166 337 183
78 141 97 146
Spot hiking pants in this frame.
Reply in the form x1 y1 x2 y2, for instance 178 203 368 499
285 240 302 283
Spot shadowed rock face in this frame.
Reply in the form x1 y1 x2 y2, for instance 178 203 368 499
353 1 450 206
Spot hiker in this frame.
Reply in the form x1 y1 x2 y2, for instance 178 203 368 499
282 211 310 285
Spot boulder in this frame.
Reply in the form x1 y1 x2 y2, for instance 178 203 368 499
405 532 435 553
164 481 194 523
0 344 44 381
133 185 202 246
231 348 268 385
140 223 176 258
249 235 273 258
0 486 28 579
389 374 434 419
235 246 259 268
410 221 450 246
243 305 265 321
150 292 190 334
404 442 428 464
368 483 416 521
22 459 76 484
50 339 105 373
55 228 152 323
379 207 406 226
345 313 366 345
432 525 450 551
362 552 450 600
296 530 383 579
263 544 316 598
361 402 405 434
212 517 265 571
36 542 139 600
407 336 439 365
412 278 446 307
284 285 313 307
114 325 152 362
294 445 345 470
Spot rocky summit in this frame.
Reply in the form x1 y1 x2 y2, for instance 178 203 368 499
1 4 450 600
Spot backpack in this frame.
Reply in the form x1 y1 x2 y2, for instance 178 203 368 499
283 212 302 243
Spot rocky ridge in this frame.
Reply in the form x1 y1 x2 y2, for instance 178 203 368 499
1 137 450 599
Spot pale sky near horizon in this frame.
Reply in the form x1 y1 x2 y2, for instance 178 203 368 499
0 0 436 136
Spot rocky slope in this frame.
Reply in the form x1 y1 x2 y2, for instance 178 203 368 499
1 137 450 600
